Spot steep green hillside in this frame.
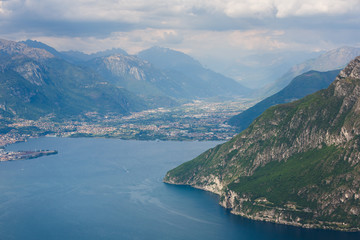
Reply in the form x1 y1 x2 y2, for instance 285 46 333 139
165 56 360 231
228 70 340 131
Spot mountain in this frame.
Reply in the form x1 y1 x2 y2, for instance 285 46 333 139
164 56 360 231
137 47 252 99
22 41 251 100
206 51 321 89
61 48 128 63
20 40 64 59
263 47 360 97
228 70 340 131
0 39 147 120
138 46 203 70
21 39 128 63
87 53 188 99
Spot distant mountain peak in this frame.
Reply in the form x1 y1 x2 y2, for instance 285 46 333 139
0 39 54 61
138 46 202 70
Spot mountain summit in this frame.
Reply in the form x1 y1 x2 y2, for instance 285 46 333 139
164 56 360 231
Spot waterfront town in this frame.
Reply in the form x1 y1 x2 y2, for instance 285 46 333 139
0 99 254 147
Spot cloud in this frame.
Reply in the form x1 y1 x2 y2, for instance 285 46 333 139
274 0 360 18
218 0 360 18
229 30 287 50
2 0 359 25
0 0 358 41
32 28 184 54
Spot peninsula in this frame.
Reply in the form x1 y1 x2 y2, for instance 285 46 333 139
0 149 58 162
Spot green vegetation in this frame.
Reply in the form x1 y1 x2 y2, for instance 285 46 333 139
228 146 346 206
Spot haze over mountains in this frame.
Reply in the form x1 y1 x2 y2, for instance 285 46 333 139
228 47 360 131
138 47 252 99
263 47 360 97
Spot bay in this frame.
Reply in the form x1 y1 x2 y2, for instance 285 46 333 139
0 137 359 240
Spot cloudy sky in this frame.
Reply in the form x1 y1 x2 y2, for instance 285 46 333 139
1 0 360 87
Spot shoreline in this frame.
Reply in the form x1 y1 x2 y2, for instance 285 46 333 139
163 180 360 232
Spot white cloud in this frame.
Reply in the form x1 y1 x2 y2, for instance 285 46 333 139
229 30 287 50
273 0 360 18
222 1 276 18
218 0 360 18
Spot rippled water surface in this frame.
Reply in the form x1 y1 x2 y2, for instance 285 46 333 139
1 137 359 240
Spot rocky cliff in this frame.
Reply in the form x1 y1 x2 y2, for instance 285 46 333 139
164 56 360 231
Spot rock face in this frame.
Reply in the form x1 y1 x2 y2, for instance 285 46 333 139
0 39 54 61
164 56 360 231
88 54 183 98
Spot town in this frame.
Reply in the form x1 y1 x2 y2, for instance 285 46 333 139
0 99 255 146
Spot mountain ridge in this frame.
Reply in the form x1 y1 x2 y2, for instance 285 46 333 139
228 69 341 131
0 39 147 120
137 46 252 98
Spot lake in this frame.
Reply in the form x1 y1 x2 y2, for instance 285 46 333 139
1 137 359 240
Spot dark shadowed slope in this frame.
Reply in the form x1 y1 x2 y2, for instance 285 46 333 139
228 70 340 131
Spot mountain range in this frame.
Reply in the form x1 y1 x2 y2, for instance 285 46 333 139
165 56 360 231
0 39 147 120
228 69 341 131
0 39 253 122
23 40 251 101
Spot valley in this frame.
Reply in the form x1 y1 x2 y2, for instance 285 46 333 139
0 99 255 146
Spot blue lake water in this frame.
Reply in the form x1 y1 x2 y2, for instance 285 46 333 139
1 137 360 240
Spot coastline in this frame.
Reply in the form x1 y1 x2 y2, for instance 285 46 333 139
163 179 360 232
